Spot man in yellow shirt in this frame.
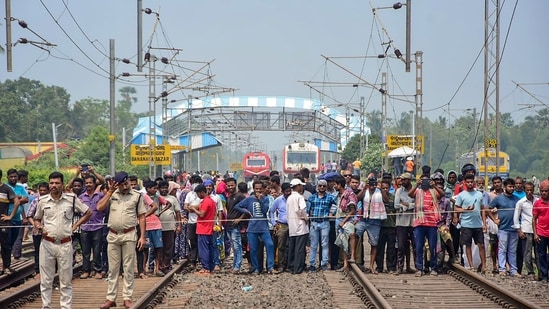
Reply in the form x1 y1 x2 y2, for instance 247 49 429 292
352 158 362 177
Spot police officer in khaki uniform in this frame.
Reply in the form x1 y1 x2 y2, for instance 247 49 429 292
34 171 91 309
97 172 146 309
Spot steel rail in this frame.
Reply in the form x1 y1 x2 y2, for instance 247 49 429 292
348 263 393 309
0 264 83 308
133 261 188 309
448 263 542 309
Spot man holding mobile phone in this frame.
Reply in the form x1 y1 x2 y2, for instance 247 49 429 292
408 173 445 276
68 164 105 190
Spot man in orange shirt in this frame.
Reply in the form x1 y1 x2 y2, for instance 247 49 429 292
404 157 415 177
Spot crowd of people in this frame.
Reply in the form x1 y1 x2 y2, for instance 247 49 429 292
1 163 549 309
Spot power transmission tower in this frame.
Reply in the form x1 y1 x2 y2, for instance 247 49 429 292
483 0 501 180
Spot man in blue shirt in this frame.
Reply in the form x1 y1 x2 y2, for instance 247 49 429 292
6 169 28 260
455 174 486 272
235 181 274 275
489 177 520 277
269 183 291 272
0 168 20 275
307 180 337 272
513 176 526 200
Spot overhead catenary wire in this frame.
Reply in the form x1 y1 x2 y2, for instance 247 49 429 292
60 0 110 59
39 0 110 76
466 0 518 156
435 0 519 164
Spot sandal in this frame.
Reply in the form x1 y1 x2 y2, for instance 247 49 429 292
139 273 148 279
194 269 210 275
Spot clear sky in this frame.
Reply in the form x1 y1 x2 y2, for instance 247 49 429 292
2 1 548 138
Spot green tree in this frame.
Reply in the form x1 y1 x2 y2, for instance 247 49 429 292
341 134 364 161
394 111 414 134
365 110 383 134
71 126 111 172
500 113 514 128
361 136 383 174
0 78 71 142
117 87 139 144
71 98 109 139
526 108 549 128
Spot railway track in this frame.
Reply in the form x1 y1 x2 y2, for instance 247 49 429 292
4 238 547 308
0 258 35 291
0 256 189 309
343 262 544 309
0 240 38 292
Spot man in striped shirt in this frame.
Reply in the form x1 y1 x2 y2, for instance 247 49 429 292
409 173 445 276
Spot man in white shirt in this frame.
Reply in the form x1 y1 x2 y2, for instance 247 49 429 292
286 179 309 274
183 175 203 268
513 181 537 279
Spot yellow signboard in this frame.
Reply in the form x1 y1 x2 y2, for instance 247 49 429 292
130 145 171 165
484 138 498 148
230 162 243 170
386 135 424 153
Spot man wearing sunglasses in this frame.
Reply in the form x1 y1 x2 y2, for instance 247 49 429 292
342 170 353 188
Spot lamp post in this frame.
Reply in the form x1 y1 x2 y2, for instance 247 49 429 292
410 110 415 162
372 1 411 72
187 95 193 172
359 96 365 158
120 67 175 178
52 123 62 170
381 72 388 172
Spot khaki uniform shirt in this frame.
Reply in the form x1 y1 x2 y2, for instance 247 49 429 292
106 189 146 231
35 193 89 239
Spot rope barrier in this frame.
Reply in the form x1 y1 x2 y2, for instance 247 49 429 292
1 204 542 228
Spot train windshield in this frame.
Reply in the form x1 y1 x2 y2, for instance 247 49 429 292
247 158 266 166
287 152 317 164
480 157 506 167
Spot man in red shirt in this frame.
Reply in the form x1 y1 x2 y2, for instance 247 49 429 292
533 180 549 282
453 163 476 196
190 185 216 275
